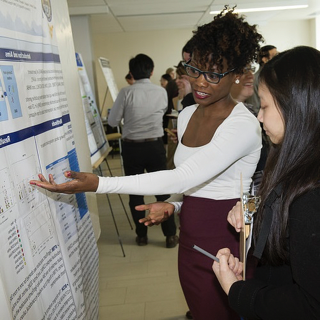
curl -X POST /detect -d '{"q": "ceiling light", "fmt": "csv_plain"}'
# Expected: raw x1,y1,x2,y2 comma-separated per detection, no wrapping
210,3,308,15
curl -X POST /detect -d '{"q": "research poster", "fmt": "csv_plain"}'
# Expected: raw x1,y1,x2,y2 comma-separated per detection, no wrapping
0,1,99,319
76,52,109,166
98,57,119,102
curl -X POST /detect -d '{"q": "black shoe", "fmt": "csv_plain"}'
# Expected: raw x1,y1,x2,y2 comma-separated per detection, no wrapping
185,310,193,319
136,236,148,246
166,235,179,248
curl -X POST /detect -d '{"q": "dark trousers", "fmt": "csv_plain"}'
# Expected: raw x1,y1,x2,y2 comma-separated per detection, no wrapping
122,139,177,238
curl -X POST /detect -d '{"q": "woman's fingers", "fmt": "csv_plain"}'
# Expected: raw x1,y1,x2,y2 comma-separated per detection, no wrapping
217,249,244,277
30,171,99,194
216,248,231,265
139,215,158,227
38,173,49,183
135,204,150,211
227,201,243,232
48,174,57,186
213,248,243,294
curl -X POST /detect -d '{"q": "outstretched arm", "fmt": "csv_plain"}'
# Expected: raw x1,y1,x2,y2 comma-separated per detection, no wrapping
97,106,261,196
30,171,99,194
30,106,261,197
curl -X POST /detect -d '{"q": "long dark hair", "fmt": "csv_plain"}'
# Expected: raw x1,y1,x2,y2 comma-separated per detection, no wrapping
254,46,320,265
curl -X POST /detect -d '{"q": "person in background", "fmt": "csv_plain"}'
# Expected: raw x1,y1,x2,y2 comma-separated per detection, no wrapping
180,40,195,109
162,71,178,146
213,45,320,320
230,65,256,105
29,7,263,319
181,39,192,63
165,67,175,80
160,73,172,88
165,62,189,170
175,61,192,108
258,45,278,65
125,72,135,85
111,54,179,248
231,65,270,194
246,45,278,113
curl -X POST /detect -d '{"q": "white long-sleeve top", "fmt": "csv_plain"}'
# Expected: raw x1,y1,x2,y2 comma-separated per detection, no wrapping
97,103,261,200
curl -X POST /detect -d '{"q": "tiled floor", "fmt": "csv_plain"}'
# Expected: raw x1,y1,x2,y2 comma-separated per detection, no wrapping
96,154,188,320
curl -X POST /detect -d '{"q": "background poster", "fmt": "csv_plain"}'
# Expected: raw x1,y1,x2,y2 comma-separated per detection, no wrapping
76,52,109,166
98,57,119,103
0,0,99,319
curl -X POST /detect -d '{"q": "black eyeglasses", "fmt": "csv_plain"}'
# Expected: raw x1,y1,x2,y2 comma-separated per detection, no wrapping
243,66,256,74
182,62,236,84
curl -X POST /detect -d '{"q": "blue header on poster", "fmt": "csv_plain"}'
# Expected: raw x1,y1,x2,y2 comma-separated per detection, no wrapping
0,48,60,63
75,53,83,67
0,114,71,148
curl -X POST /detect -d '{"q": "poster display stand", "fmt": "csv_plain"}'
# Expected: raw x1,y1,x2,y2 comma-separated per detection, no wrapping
98,57,119,118
98,57,119,103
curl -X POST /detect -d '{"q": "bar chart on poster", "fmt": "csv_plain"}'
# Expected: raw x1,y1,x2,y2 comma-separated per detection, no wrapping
0,1,99,319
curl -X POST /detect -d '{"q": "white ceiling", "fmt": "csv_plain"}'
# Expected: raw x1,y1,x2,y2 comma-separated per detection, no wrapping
67,0,320,33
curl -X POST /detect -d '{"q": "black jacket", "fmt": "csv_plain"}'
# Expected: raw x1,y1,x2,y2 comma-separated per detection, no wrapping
229,188,320,319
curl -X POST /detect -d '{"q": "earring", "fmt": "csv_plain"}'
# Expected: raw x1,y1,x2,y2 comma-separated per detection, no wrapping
235,79,240,84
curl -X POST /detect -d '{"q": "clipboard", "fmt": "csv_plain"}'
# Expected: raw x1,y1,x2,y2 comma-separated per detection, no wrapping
239,173,261,280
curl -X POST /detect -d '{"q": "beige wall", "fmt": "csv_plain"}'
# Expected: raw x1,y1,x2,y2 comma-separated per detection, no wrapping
257,19,313,52
93,28,194,116
91,19,315,116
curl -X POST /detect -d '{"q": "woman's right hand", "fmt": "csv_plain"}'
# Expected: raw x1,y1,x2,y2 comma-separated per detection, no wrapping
29,171,99,194
227,201,243,232
212,248,243,295
136,202,175,226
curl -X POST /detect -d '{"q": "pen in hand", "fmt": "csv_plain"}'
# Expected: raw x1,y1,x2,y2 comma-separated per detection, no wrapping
193,245,219,263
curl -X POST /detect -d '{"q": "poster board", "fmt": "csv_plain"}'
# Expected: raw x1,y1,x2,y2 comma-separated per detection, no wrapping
76,52,109,165
0,0,99,319
98,57,119,102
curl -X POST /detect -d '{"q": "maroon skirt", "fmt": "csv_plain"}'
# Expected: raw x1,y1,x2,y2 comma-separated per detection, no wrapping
178,196,240,320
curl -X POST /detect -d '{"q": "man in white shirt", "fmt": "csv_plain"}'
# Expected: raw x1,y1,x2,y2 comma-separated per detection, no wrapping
108,54,178,248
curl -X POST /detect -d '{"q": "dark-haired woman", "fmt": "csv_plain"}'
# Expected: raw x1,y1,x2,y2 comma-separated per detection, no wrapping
213,46,320,319
31,8,263,319
160,73,172,88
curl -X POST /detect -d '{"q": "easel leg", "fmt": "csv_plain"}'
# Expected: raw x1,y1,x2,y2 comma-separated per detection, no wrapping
97,164,125,257
106,193,126,257
104,158,133,230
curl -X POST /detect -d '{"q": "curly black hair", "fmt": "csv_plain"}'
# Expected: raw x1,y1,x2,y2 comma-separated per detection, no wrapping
190,6,263,73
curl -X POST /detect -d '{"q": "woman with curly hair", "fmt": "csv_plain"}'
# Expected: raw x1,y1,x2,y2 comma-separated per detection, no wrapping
31,7,263,319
